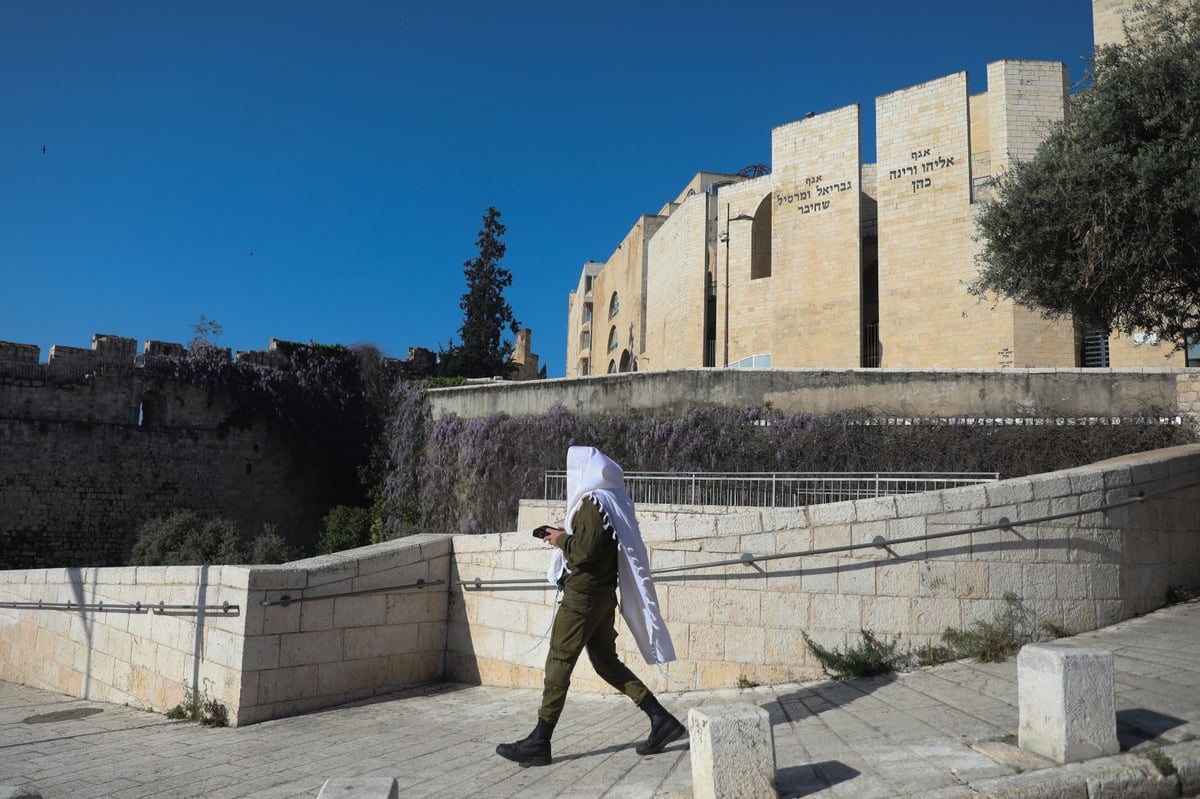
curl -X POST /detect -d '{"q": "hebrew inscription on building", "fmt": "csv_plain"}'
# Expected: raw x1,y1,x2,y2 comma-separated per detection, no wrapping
888,148,958,192
777,174,854,214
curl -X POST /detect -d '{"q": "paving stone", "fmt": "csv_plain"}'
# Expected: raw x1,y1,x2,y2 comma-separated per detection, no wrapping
1,602,1199,798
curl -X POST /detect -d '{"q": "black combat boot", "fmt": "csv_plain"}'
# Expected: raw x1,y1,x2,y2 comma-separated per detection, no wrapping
496,718,555,767
636,695,688,755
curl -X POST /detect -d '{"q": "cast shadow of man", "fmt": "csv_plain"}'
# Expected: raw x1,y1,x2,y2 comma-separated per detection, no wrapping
766,672,894,796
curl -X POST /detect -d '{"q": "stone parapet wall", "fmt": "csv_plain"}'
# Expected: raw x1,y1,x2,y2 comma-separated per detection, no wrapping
236,535,451,719
236,535,451,725
0,535,452,726
0,564,250,719
449,445,1200,693
426,367,1200,423
3,448,1197,724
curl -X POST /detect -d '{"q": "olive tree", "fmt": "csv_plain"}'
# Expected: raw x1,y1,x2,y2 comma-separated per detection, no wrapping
972,0,1200,353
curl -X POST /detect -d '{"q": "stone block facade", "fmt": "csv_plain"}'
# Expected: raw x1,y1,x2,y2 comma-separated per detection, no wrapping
565,0,1189,376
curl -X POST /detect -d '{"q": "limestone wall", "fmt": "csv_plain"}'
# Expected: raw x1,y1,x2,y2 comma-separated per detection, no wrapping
589,215,665,374
982,60,1079,368
768,105,863,367
710,173,772,366
0,564,252,721
1092,0,1178,48
423,367,1200,423
645,193,711,369
236,536,451,725
1094,0,1131,47
0,535,451,726
448,445,1200,692
565,261,604,376
877,71,981,367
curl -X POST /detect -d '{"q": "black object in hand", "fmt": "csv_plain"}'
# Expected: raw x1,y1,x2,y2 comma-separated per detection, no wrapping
532,525,553,540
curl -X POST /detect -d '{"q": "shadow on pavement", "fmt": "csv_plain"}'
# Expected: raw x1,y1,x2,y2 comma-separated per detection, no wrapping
767,672,899,725
775,760,860,796
1117,708,1188,749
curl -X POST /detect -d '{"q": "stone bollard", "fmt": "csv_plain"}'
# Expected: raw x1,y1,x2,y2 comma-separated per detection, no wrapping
688,704,776,799
315,778,399,799
1017,643,1119,763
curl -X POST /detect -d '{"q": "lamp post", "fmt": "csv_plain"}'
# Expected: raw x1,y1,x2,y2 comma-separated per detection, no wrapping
720,204,755,367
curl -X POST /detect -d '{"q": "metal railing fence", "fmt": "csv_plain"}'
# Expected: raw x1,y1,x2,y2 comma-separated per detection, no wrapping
543,471,999,509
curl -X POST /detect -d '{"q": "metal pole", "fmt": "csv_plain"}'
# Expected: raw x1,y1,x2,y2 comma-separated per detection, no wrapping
723,203,730,367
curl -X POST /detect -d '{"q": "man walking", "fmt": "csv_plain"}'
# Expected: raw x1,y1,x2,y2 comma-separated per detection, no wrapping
496,446,687,767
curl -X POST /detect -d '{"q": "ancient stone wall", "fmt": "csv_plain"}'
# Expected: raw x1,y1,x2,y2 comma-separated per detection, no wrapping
0,335,340,569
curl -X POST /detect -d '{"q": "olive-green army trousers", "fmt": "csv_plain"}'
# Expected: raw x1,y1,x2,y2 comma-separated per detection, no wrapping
538,589,650,724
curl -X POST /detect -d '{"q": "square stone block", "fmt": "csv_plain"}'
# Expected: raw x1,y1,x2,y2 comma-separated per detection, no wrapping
689,703,776,799
1018,643,1118,763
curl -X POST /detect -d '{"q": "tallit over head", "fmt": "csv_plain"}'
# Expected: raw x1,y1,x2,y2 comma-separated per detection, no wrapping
548,445,676,665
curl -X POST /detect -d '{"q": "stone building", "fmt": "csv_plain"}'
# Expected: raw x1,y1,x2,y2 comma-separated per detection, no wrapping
566,0,1193,377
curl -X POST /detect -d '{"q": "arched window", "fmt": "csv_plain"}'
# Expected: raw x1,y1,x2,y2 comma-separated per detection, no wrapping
607,360,617,374
608,291,620,319
619,350,632,372
607,326,619,352
751,194,773,279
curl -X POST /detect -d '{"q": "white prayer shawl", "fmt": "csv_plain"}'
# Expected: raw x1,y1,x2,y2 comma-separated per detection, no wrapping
547,446,676,665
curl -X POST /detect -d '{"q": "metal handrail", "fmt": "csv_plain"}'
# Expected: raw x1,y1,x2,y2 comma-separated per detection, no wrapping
456,480,1200,589
259,578,443,607
651,491,1149,575
0,599,239,614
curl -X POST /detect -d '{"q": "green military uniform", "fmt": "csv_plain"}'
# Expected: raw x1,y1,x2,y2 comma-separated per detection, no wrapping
496,445,686,767
538,496,650,724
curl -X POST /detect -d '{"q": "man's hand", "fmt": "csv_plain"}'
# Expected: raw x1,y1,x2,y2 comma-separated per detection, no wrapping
543,526,566,547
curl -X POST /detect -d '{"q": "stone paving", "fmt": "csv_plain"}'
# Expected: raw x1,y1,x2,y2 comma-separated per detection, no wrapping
2,601,1199,798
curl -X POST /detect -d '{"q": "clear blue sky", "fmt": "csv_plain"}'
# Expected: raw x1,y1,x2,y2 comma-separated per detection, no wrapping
3,1,1096,377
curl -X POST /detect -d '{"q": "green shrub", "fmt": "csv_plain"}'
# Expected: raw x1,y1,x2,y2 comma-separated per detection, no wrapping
130,511,294,566
166,679,228,726
130,511,243,566
940,593,1030,663
1144,748,1176,775
248,523,297,564
914,643,958,667
318,505,374,554
1040,620,1070,639
1166,585,1196,605
803,629,906,680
